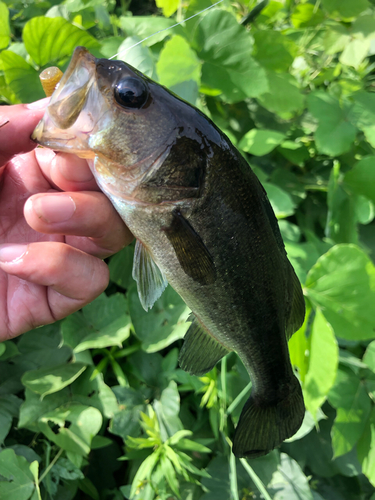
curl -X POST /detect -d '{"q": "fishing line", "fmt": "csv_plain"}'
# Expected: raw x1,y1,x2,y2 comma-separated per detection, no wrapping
109,0,224,60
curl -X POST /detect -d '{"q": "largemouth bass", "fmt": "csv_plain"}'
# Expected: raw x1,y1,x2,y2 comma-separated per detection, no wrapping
32,47,306,458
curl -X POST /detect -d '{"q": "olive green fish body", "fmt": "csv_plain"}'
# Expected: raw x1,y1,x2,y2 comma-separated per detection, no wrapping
33,47,305,458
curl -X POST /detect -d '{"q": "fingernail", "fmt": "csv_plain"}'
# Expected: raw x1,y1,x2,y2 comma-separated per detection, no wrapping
0,244,27,263
32,195,76,223
26,97,50,110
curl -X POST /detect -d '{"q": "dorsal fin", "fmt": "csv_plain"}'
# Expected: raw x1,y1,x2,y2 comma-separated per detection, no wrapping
132,239,168,311
179,315,231,376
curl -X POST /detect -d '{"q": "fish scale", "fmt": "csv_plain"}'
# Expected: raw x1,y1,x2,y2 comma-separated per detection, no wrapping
32,46,306,458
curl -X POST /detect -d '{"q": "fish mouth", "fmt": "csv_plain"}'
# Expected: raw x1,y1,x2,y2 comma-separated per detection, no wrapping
32,47,108,157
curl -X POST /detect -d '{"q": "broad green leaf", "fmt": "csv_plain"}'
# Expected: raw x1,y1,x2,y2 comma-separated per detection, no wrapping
194,9,268,102
303,309,338,418
109,386,147,439
52,458,84,480
363,341,375,372
307,92,357,156
38,404,102,456
285,409,325,442
157,35,201,89
291,3,325,28
160,455,180,497
305,245,375,340
21,363,87,399
263,182,295,218
23,17,99,67
116,36,156,79
119,16,181,46
109,245,135,290
322,0,370,19
154,381,183,441
358,407,375,487
289,309,309,383
0,2,10,49
257,71,304,119
0,50,41,103
128,284,190,352
253,31,297,71
328,367,372,457
155,0,179,18
238,129,286,156
0,395,23,443
0,449,36,500
344,156,375,204
340,38,371,68
130,450,161,498
62,294,131,353
268,453,313,500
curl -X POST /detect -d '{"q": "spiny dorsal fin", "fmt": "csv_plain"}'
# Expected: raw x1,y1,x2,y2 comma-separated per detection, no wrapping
179,315,231,376
286,267,305,339
162,209,216,286
132,239,168,311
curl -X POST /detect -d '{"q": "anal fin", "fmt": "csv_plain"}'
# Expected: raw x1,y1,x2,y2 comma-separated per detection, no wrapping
179,315,231,376
132,239,168,311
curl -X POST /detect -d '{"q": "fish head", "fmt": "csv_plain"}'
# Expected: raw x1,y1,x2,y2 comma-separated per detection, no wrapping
32,47,223,202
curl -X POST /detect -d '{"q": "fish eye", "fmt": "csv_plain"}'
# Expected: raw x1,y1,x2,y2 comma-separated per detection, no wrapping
114,77,149,109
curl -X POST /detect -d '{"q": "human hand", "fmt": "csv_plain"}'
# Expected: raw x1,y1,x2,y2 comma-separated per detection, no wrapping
0,100,133,341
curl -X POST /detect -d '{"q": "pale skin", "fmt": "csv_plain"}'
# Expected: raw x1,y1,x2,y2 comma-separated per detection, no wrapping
0,99,133,340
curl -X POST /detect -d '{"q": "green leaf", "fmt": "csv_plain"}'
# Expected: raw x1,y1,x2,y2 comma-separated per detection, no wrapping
0,395,22,444
322,0,370,19
38,404,102,456
62,293,131,353
155,0,179,18
109,386,147,439
344,156,375,204
305,244,375,340
23,16,99,67
116,37,156,79
0,50,41,103
268,453,313,500
0,449,36,500
160,455,180,497
119,16,181,46
291,3,325,28
238,129,286,156
109,245,135,290
157,35,201,89
130,450,161,498
257,71,304,119
128,284,190,352
263,182,296,218
363,341,375,372
328,367,372,457
358,407,375,487
304,309,338,418
340,38,371,68
154,381,183,440
194,9,268,102
307,92,357,156
0,2,10,50
253,31,297,71
21,363,87,399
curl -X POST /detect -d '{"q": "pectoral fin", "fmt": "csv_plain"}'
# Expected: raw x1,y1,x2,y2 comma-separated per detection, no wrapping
179,315,231,376
163,209,216,285
132,239,168,311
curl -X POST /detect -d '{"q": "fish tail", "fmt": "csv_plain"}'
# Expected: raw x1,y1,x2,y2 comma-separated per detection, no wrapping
232,376,304,458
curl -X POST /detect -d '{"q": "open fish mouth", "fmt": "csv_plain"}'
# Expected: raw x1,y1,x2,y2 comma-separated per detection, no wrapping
32,47,110,158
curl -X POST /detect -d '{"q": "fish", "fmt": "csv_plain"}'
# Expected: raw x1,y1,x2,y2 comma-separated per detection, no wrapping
32,46,306,458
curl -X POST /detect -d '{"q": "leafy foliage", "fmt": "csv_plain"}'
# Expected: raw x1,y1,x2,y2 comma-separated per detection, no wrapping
1,0,375,499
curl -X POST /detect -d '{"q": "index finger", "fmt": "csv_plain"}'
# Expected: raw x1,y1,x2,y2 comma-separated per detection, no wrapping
0,99,49,167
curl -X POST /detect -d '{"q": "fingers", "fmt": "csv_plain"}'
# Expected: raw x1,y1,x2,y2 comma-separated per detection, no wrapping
0,99,49,167
24,191,133,258
0,242,110,330
35,148,99,192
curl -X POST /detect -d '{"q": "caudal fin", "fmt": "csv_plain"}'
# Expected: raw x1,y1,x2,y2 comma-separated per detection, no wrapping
232,377,305,458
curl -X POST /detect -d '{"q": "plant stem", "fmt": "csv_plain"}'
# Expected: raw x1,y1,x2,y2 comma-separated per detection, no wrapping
240,459,273,500
39,448,63,485
227,382,252,415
